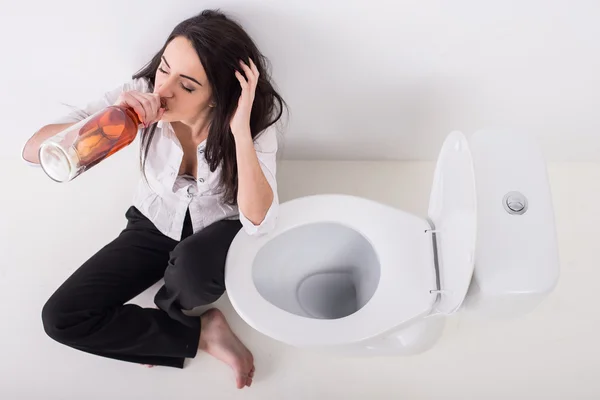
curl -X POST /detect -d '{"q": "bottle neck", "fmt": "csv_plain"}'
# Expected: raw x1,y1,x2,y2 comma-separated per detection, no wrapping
117,105,142,126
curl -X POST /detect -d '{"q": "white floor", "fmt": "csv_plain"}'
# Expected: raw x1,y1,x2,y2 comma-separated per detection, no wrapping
3,160,600,399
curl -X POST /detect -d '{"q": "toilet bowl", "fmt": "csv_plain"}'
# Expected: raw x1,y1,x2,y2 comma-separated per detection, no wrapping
224,130,559,355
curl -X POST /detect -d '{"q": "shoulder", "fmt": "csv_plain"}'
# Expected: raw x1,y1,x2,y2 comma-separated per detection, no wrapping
122,77,152,94
48,77,153,125
94,77,152,105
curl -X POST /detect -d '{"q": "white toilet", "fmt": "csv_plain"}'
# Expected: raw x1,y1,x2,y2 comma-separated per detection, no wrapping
224,130,560,356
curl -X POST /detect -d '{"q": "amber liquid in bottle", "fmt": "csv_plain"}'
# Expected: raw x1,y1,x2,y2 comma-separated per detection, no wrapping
39,100,164,182
73,106,141,170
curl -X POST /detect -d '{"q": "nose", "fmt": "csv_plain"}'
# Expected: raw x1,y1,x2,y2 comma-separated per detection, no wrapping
156,85,173,100
156,76,176,99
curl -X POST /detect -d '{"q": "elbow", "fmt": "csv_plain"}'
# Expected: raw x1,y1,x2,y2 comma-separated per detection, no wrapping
238,189,277,234
22,137,41,164
241,206,269,227
247,213,267,226
239,189,274,226
22,124,54,165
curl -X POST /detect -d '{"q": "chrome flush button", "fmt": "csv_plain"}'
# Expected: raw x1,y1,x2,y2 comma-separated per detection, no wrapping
503,191,528,215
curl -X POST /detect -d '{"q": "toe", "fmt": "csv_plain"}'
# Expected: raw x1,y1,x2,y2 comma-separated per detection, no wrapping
236,375,246,389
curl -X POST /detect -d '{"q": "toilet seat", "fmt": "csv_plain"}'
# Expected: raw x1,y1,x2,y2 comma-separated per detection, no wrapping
225,195,438,347
427,131,477,314
225,131,477,347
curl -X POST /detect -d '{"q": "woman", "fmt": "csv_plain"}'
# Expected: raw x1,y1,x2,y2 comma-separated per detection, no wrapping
21,9,286,389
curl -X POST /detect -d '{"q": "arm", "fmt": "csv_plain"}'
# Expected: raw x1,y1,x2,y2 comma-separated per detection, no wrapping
230,58,279,234
235,126,279,235
235,132,274,225
20,78,151,166
22,123,76,164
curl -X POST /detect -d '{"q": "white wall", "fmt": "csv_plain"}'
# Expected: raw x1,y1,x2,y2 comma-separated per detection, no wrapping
2,0,600,163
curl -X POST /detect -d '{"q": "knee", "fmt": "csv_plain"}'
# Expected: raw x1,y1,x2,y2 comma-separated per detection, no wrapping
166,241,226,306
41,294,81,345
41,296,67,343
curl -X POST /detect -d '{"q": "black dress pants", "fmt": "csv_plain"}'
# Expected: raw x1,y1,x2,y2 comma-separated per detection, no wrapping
41,206,243,368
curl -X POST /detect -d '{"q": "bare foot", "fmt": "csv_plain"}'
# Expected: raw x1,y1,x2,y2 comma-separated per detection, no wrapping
199,308,255,389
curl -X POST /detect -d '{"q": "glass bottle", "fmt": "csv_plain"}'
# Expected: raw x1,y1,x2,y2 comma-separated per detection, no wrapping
39,105,143,182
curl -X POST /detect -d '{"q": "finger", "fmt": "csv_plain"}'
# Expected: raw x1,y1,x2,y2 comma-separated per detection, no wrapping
149,107,165,126
249,58,260,79
239,60,255,85
149,93,161,119
156,107,165,122
141,93,161,125
148,104,165,126
120,92,146,125
235,70,249,90
130,92,158,123
130,92,159,125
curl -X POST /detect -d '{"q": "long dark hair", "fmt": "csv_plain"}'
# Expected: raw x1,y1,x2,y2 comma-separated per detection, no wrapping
132,9,286,205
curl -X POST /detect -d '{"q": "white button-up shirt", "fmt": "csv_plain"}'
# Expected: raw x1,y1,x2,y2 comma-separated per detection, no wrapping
23,78,279,241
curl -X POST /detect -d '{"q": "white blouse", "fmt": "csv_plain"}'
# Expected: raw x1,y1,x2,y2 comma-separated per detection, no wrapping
22,78,279,241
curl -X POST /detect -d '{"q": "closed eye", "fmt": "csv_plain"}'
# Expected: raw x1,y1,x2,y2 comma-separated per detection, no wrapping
158,67,195,93
180,83,194,93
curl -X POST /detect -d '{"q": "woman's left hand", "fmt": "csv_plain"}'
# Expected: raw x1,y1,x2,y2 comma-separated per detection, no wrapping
230,58,259,139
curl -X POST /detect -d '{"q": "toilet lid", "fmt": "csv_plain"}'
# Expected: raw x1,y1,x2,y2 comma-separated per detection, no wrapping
427,131,477,314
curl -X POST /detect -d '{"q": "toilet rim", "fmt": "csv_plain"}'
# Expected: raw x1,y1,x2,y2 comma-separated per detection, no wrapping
225,194,437,347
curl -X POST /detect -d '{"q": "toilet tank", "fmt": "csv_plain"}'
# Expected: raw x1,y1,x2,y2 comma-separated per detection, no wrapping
462,130,560,317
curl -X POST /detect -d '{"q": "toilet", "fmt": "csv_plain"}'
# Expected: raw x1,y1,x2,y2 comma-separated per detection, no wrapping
224,130,560,356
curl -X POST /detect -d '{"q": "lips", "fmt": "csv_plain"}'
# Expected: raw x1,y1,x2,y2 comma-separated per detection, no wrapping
160,98,169,111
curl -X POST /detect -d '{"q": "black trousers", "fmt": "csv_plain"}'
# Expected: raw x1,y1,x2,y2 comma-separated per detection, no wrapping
41,206,243,368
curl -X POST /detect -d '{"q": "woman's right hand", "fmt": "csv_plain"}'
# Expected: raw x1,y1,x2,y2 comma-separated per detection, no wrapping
113,91,165,127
